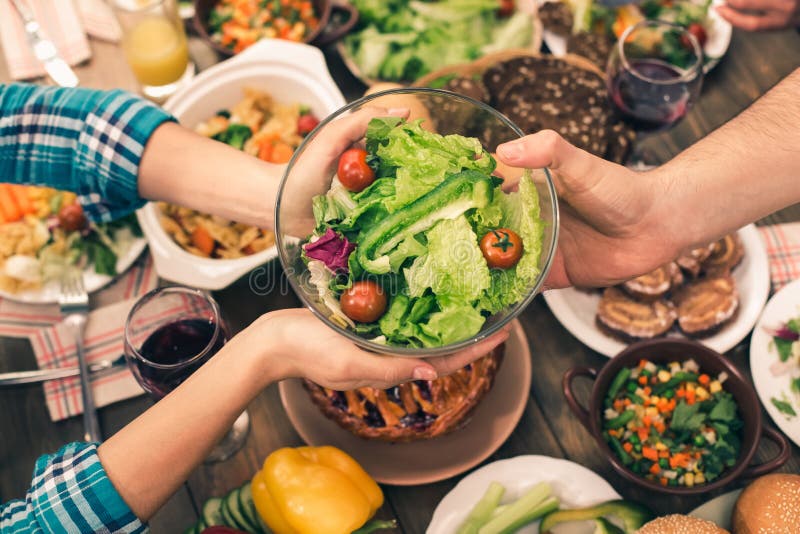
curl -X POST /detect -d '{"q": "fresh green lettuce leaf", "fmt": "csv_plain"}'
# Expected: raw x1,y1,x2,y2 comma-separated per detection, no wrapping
419,296,485,345
405,215,490,301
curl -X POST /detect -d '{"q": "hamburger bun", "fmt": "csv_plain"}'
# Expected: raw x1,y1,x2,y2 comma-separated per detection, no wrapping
732,473,800,533
637,514,729,534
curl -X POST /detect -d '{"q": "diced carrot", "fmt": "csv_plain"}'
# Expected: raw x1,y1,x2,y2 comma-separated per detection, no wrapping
698,374,710,386
649,463,661,475
659,477,668,486
613,399,624,412
623,441,633,453
638,359,647,369
654,421,666,434
191,225,215,256
638,375,648,385
642,415,652,427
642,446,659,462
258,141,273,162
9,185,34,215
676,387,686,398
686,389,696,405
643,386,652,396
659,450,669,458
0,184,22,222
269,142,294,164
623,398,631,406
637,427,649,442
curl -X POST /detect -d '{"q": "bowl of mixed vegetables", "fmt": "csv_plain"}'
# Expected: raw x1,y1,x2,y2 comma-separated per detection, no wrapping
275,88,558,355
194,0,358,56
563,338,791,495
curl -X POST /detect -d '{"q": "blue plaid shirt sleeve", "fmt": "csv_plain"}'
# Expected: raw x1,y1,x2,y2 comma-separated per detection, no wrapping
0,442,146,533
0,83,174,222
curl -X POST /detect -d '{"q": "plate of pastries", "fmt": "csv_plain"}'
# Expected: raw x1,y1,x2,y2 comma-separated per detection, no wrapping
279,320,532,485
543,225,770,357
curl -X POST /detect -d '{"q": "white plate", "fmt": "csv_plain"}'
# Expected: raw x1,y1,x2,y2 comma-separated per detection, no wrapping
689,489,741,530
427,455,621,534
750,277,800,448
543,224,770,357
0,238,147,304
138,39,346,290
539,0,732,72
279,320,531,486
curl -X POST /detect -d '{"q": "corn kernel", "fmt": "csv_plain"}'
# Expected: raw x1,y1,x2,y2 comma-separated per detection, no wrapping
646,407,659,417
709,381,722,393
658,370,671,383
695,387,709,400
685,473,695,487
655,442,668,451
686,382,696,392
695,473,706,484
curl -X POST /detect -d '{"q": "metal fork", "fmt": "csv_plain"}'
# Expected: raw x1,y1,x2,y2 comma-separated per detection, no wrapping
59,268,101,442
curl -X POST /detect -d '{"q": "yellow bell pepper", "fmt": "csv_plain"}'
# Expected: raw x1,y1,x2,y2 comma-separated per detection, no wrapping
612,5,645,39
251,446,384,534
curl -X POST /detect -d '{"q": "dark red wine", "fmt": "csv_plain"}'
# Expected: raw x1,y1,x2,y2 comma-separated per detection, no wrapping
133,318,225,399
609,59,692,132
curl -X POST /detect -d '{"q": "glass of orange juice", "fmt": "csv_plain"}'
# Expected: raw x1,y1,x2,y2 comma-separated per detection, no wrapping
113,0,194,101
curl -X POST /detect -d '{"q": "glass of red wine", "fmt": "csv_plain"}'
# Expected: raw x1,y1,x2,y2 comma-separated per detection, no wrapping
123,286,249,462
606,19,704,165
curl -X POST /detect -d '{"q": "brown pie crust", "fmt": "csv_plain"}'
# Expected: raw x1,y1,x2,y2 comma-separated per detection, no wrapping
303,345,504,442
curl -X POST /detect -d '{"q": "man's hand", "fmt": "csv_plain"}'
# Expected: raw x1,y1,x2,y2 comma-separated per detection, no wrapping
496,130,682,289
716,0,800,30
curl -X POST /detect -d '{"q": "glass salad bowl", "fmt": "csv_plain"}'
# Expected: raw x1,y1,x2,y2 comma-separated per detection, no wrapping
275,88,559,356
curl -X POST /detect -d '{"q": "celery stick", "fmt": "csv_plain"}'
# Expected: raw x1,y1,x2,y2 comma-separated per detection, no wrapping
477,482,555,534
352,519,398,533
456,482,506,534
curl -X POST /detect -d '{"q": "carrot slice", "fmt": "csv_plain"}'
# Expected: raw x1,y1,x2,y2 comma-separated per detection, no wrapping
0,184,22,222
269,142,294,164
191,225,215,256
9,185,34,215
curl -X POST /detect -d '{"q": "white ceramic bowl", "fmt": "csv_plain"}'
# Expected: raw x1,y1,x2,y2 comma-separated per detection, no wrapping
137,39,346,290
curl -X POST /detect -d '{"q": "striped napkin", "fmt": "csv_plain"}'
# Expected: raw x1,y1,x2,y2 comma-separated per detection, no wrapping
32,286,205,421
758,222,800,293
0,0,121,82
0,253,159,421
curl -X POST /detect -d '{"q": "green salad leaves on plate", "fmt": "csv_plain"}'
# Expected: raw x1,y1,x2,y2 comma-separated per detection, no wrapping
302,117,545,348
343,0,534,81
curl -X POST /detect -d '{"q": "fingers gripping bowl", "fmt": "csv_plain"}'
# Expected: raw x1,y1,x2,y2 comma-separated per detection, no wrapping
275,89,559,356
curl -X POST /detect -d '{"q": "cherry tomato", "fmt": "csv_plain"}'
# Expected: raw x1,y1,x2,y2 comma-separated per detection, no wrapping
297,113,320,135
681,23,707,49
480,228,524,269
340,281,387,323
337,148,375,193
498,0,515,17
58,203,87,232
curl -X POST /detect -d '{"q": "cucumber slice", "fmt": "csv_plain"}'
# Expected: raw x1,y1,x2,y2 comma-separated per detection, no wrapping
196,517,207,532
238,482,259,528
202,497,224,528
182,524,199,534
226,487,254,532
219,496,237,529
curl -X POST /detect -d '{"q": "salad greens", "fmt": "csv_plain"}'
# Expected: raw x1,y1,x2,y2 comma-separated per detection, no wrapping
767,313,800,419
304,117,545,348
343,0,534,81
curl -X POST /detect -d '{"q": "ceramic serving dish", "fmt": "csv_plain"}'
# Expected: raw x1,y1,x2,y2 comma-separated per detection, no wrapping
137,39,346,289
563,338,790,495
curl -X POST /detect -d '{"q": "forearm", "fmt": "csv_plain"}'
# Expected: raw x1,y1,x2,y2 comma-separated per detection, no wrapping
97,320,287,521
138,122,280,229
0,83,172,221
655,68,800,248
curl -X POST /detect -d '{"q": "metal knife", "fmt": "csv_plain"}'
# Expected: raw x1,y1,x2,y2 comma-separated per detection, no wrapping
10,0,79,87
0,355,126,386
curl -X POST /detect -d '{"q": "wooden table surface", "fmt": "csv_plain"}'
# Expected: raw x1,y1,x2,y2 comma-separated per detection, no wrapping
1,19,799,534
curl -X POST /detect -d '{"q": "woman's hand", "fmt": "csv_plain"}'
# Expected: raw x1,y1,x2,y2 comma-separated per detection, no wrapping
716,0,800,30
496,131,682,289
241,308,511,391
